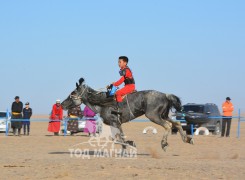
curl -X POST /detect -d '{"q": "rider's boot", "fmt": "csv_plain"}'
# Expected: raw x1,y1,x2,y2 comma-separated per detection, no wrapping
111,102,123,116
117,102,124,114
117,102,123,109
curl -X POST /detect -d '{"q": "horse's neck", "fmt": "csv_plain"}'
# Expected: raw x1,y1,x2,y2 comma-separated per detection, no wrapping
84,101,100,114
86,86,98,94
93,105,102,114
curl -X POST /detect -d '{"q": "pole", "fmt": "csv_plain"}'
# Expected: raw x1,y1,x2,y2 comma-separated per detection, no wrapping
237,109,241,139
64,119,67,136
191,124,194,137
5,109,9,136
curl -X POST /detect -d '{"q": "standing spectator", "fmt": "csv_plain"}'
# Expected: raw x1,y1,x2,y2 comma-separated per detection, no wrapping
48,100,63,136
23,102,32,136
222,97,234,137
11,96,23,136
84,106,97,137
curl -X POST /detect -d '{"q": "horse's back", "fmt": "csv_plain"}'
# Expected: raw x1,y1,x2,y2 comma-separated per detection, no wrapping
127,90,165,100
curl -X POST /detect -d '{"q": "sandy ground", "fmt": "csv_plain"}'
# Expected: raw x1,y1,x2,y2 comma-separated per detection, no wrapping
0,119,245,180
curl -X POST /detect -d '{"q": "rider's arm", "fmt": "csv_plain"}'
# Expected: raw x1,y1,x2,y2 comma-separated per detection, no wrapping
113,76,125,86
113,68,132,86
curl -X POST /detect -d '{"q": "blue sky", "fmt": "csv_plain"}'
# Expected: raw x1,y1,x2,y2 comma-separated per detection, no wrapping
0,0,244,114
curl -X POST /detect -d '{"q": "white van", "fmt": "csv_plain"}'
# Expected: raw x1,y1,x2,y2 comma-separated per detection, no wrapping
0,111,11,132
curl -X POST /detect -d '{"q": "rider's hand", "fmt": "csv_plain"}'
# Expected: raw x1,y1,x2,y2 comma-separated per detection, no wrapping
107,84,113,89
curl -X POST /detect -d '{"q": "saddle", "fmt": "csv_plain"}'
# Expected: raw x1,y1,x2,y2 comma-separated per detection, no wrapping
121,90,137,100
107,90,137,106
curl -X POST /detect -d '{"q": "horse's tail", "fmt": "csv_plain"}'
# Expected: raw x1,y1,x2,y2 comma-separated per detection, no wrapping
166,94,182,112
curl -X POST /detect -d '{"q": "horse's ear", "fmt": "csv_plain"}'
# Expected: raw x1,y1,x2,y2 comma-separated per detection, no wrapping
76,82,79,90
79,78,85,85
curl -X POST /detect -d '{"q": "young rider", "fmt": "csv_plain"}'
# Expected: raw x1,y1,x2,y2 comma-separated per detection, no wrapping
111,56,136,109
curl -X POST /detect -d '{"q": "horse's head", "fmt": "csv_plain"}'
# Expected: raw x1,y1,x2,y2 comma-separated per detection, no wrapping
61,78,86,110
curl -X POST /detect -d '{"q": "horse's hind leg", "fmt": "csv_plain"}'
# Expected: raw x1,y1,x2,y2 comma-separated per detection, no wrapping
146,114,172,151
166,118,194,144
161,123,172,151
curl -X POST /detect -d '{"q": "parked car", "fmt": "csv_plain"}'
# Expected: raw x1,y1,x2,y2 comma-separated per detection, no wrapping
61,115,103,135
0,111,11,132
171,103,222,135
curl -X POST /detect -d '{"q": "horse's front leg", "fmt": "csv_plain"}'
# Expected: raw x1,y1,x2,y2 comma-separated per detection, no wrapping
115,126,127,150
109,122,127,156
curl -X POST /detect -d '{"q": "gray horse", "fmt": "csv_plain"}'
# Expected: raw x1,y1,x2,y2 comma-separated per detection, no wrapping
61,78,194,151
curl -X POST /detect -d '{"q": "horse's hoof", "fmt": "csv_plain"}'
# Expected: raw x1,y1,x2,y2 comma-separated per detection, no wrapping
190,138,194,145
163,146,168,152
126,141,136,148
184,136,193,144
161,142,169,152
114,140,120,144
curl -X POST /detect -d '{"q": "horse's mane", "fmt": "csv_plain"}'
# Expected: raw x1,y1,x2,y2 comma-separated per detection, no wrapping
78,78,115,106
86,85,114,106
78,78,98,95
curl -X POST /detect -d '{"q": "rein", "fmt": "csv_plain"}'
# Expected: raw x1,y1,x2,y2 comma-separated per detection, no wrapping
70,85,99,114
95,87,107,94
70,85,88,100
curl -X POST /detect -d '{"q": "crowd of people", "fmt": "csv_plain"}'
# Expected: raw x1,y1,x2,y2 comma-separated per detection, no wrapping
9,96,98,137
47,100,97,136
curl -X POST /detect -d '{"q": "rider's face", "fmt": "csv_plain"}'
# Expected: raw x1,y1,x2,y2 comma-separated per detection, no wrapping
118,59,127,69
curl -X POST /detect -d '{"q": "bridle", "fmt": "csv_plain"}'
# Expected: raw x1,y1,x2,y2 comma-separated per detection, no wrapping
68,85,100,114
70,85,88,101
